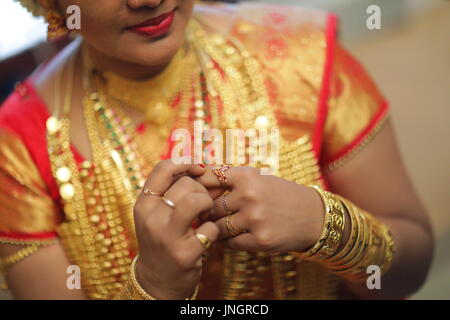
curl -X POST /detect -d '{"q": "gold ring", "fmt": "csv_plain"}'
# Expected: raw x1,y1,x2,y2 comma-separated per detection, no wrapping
213,165,232,189
225,214,246,237
221,194,233,215
161,196,175,209
195,233,211,249
143,188,162,196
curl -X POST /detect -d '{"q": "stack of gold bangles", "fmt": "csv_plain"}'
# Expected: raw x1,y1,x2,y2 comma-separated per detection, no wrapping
296,185,395,282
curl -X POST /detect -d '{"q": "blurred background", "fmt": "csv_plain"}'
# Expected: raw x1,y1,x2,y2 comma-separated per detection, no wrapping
0,0,449,299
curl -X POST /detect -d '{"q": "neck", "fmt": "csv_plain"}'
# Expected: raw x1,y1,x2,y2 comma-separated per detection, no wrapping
85,44,172,81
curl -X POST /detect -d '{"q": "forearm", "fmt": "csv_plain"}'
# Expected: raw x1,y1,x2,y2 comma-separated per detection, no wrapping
296,187,432,299
344,215,433,299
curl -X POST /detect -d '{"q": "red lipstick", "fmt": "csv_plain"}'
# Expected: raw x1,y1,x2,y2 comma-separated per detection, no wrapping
128,10,175,39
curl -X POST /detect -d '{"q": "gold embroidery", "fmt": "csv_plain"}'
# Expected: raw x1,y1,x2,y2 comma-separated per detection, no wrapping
323,43,388,166
0,128,62,236
327,115,388,171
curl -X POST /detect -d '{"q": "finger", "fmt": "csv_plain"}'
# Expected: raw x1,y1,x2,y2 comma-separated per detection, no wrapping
195,166,260,190
137,175,204,223
164,176,208,203
186,221,219,259
207,187,226,200
170,193,214,235
214,212,249,240
209,191,241,221
143,161,206,196
223,233,259,252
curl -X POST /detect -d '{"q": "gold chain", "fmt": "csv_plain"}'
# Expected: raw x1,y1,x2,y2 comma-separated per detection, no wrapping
45,18,339,300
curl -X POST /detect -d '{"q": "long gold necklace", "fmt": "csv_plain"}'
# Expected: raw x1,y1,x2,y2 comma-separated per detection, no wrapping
46,31,209,299
189,19,335,300
46,19,336,300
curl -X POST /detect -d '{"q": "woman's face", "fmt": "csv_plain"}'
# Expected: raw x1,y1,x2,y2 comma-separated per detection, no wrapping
57,0,195,69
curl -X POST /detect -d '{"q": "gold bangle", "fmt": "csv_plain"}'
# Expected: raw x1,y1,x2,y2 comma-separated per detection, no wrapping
297,186,332,258
299,186,346,261
325,199,357,264
322,197,395,282
127,255,199,300
327,206,368,270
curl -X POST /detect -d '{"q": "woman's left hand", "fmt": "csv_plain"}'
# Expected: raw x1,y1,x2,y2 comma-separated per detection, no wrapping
195,166,326,253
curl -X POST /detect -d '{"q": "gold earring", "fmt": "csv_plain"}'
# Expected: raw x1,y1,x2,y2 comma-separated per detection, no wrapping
39,0,68,40
46,10,68,40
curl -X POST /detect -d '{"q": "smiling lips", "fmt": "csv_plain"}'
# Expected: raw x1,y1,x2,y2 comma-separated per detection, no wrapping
128,10,175,39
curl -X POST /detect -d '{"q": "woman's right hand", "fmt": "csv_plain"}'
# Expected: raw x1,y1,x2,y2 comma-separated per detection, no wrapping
133,160,218,300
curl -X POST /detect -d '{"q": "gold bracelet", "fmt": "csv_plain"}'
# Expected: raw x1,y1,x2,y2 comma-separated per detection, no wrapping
325,198,358,264
328,208,369,270
126,255,199,300
298,186,346,261
0,244,42,274
323,198,395,282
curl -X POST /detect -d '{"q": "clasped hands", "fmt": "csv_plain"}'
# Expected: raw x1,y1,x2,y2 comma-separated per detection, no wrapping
132,160,326,299
139,160,325,254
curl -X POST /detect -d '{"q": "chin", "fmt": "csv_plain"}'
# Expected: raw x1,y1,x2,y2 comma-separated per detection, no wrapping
124,27,185,67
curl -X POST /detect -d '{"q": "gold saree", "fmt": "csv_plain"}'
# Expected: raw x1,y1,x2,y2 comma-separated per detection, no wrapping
0,3,388,299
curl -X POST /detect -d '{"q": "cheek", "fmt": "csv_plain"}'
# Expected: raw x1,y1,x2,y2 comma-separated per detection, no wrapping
77,4,125,49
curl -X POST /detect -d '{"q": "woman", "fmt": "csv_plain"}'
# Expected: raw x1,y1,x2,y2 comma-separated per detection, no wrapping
0,0,433,300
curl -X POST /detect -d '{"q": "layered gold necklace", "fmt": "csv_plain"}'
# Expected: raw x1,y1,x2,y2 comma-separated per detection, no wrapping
46,19,337,300
100,47,186,135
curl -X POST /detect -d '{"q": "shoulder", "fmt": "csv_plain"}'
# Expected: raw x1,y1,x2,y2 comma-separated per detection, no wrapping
0,37,81,154
193,2,338,96
0,82,59,200
0,82,49,140
193,2,337,47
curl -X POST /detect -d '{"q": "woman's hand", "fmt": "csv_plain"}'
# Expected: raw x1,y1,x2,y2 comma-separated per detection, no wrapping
196,166,326,254
133,160,219,300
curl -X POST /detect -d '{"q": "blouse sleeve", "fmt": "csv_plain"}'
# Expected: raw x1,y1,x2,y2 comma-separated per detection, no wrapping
0,127,61,244
321,42,389,170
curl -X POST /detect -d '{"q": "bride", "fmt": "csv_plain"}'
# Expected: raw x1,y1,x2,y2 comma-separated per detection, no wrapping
0,0,433,300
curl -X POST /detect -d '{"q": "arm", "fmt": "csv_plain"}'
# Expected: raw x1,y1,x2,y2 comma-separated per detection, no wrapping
324,119,434,299
194,120,433,299
0,243,88,299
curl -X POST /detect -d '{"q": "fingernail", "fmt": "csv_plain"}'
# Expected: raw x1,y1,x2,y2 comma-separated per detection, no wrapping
199,164,206,168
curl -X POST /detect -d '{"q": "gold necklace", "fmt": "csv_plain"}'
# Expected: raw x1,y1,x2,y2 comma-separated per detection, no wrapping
46,19,337,300
46,31,207,299
189,18,335,300
100,47,187,127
